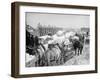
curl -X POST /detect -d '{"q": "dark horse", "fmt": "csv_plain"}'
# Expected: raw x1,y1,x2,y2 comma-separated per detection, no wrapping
70,34,84,56
72,40,83,55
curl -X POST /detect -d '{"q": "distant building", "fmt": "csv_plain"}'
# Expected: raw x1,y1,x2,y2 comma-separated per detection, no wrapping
37,23,62,36
38,27,62,36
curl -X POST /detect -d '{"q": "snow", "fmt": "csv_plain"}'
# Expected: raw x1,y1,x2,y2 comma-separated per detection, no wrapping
26,53,36,63
39,35,49,40
56,30,64,36
65,31,75,38
63,44,90,66
72,36,79,40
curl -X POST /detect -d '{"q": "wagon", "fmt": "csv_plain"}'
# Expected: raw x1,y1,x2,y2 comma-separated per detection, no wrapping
61,42,75,63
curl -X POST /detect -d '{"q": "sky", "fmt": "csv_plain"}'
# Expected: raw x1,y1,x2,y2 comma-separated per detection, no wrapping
26,12,90,29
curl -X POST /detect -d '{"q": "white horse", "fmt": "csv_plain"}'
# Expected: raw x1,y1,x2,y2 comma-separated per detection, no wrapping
45,44,61,66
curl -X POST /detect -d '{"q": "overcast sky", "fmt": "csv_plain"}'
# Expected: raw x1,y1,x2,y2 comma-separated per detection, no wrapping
26,12,90,29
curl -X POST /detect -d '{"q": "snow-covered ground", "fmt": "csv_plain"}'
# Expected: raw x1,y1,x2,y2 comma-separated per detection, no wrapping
26,53,36,63
63,44,90,66
25,53,37,67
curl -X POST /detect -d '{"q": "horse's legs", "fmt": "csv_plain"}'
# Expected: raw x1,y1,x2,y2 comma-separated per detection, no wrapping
46,57,49,66
35,61,37,67
78,48,80,56
56,56,59,65
80,46,83,55
34,52,38,67
37,55,41,66
41,55,45,66
60,54,64,64
59,56,61,65
75,49,77,55
47,58,51,66
35,56,39,67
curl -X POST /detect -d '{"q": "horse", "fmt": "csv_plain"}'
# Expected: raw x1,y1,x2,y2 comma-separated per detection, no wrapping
44,43,61,66
26,36,47,67
34,43,46,67
70,35,84,56
73,40,83,55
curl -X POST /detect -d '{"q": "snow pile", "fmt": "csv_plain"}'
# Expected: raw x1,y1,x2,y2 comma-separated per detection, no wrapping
26,53,36,63
65,31,75,38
